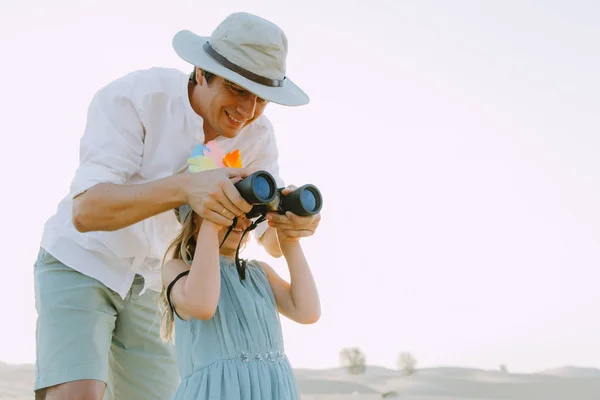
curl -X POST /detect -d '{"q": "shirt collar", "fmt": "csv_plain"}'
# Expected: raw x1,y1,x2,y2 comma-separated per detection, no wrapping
181,73,205,143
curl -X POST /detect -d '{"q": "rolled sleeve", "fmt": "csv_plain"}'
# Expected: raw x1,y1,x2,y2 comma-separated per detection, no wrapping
70,82,144,198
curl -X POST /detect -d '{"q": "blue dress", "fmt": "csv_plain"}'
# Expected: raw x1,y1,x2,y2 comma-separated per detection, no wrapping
170,255,300,399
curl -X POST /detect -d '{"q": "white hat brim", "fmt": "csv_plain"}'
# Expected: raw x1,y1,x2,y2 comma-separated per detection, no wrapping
172,30,310,107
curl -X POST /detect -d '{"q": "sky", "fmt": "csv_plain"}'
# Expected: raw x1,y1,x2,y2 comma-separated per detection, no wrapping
0,0,599,373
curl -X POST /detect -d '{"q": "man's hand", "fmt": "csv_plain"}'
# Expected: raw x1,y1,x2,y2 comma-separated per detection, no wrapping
184,168,253,226
265,186,321,243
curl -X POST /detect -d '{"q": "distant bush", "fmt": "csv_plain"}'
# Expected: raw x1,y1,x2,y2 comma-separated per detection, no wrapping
397,352,417,375
339,347,367,375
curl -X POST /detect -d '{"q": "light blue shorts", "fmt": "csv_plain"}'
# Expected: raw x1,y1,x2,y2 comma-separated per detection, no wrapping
33,247,180,399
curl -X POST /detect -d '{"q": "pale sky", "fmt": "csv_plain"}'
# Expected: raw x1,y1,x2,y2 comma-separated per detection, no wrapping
0,0,599,373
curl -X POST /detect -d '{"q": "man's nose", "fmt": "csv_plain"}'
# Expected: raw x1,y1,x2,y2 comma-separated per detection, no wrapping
237,95,257,119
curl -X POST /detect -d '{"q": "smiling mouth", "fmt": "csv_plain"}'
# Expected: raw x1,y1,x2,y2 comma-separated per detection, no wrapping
225,110,243,124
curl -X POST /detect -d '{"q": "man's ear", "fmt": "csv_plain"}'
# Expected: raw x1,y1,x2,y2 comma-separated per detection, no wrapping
195,68,204,85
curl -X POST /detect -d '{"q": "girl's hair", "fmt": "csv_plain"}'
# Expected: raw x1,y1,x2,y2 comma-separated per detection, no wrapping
158,209,251,343
158,210,197,343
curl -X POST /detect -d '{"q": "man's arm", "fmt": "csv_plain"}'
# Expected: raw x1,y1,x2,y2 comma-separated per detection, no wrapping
72,174,186,232
70,80,251,233
73,168,251,232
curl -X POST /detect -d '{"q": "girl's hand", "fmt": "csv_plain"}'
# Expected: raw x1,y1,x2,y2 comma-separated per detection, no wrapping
266,186,321,243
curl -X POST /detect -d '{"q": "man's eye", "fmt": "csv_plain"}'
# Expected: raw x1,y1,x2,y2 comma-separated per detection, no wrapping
229,86,246,94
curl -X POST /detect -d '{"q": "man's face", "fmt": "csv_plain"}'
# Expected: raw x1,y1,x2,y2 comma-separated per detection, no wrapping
195,73,269,141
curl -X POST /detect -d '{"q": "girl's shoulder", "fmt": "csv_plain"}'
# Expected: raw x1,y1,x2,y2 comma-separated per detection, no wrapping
247,259,281,283
245,258,262,267
238,259,271,281
245,258,270,272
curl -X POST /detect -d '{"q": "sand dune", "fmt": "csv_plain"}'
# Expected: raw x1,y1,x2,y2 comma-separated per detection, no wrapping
540,366,600,378
2,362,600,399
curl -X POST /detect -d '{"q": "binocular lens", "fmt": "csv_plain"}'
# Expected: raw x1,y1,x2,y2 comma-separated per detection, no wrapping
234,170,277,205
301,188,318,212
279,184,322,216
236,170,322,218
254,175,273,202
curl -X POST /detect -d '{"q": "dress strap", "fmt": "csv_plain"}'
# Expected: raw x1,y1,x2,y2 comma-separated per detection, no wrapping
167,270,190,312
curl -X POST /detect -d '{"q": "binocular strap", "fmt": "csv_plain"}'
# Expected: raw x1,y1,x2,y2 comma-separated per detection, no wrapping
219,213,268,280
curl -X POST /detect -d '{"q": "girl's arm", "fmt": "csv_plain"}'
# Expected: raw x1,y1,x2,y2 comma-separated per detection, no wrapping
162,220,222,320
261,241,321,324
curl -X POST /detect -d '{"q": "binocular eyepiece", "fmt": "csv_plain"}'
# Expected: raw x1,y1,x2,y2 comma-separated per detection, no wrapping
234,170,323,219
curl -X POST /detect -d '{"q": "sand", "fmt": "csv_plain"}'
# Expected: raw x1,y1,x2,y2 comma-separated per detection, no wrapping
2,362,600,399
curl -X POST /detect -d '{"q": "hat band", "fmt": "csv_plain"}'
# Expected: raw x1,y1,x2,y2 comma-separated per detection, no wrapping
203,42,285,88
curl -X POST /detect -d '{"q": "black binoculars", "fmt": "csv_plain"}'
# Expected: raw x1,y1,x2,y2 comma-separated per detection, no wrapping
234,170,323,219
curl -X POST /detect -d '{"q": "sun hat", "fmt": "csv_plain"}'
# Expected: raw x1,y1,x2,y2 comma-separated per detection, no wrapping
172,12,309,106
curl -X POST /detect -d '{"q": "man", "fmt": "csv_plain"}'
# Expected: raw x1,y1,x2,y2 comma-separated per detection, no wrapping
34,12,321,400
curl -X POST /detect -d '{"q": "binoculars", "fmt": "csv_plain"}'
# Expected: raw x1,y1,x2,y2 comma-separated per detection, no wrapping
234,170,323,219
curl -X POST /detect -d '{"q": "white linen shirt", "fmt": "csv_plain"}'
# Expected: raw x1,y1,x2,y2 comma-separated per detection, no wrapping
40,67,284,299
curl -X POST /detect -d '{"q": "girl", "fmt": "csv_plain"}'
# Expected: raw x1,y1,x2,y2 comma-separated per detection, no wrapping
160,198,321,399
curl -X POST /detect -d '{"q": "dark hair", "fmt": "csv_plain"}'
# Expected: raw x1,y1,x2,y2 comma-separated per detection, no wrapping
189,68,216,85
